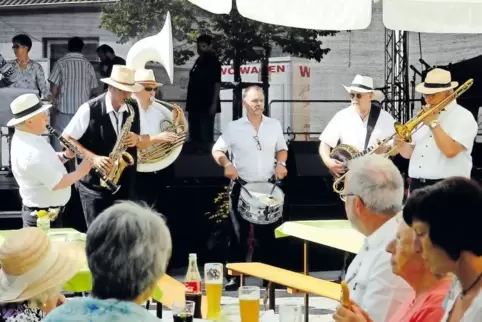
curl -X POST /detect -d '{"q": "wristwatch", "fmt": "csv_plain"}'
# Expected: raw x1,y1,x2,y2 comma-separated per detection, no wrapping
429,120,440,130
277,161,287,167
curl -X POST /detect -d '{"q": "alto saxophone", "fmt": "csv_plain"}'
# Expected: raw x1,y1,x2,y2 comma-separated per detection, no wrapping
100,98,136,189
46,125,120,194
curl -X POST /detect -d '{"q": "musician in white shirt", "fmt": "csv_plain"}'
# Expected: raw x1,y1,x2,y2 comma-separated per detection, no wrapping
319,75,395,175
212,85,288,290
8,93,91,227
338,154,413,322
395,68,478,193
133,69,179,209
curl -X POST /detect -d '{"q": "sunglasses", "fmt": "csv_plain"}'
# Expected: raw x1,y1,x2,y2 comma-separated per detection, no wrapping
350,93,364,99
144,87,156,92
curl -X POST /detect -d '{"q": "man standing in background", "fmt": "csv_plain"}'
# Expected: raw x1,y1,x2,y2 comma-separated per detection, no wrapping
186,35,221,150
49,37,98,152
97,44,126,90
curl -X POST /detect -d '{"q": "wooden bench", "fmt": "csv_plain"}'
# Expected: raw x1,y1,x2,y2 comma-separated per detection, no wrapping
227,262,341,322
151,274,208,318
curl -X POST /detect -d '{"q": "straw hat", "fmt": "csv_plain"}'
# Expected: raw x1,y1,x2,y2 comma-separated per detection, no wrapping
7,93,52,127
0,228,84,303
134,69,162,88
416,68,458,95
101,65,143,93
343,75,375,93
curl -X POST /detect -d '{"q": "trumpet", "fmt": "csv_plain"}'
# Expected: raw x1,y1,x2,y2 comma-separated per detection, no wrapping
333,78,474,200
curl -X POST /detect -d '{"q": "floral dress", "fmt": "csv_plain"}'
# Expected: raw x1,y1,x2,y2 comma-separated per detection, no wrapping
0,302,44,322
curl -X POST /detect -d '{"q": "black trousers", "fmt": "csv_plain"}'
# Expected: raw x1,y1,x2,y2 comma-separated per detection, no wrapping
225,180,282,277
78,183,129,228
22,205,64,228
188,111,215,144
135,171,163,211
408,178,443,194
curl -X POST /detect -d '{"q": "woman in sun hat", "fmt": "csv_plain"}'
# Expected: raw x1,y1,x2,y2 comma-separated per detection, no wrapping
0,227,83,321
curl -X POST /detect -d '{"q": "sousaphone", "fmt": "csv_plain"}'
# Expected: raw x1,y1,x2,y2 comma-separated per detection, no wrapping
126,12,188,173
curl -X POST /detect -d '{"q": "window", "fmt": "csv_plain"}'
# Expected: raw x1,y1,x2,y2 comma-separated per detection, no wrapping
42,37,99,71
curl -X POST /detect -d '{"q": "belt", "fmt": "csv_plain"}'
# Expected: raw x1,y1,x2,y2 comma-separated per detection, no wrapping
410,178,443,185
22,205,63,211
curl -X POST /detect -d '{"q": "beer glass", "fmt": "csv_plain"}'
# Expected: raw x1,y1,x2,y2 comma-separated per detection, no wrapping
279,304,303,322
239,286,260,322
204,263,223,319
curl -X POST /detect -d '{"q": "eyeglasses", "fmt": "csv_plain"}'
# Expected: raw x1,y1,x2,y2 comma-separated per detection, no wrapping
144,87,156,92
350,93,363,99
253,135,261,151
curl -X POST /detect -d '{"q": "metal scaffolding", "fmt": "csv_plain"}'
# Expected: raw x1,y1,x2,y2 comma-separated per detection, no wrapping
384,29,411,123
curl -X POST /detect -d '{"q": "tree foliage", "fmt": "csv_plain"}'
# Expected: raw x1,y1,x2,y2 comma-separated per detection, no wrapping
101,0,338,66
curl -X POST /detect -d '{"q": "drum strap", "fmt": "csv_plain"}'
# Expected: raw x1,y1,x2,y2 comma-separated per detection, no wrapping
364,102,381,150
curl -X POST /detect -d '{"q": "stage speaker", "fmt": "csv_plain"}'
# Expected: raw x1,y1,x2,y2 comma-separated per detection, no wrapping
287,141,330,177
174,143,224,178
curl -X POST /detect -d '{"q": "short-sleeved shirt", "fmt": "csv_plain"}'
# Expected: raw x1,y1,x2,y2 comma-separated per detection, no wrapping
212,116,288,182
11,130,70,207
388,278,453,322
48,52,98,115
138,100,168,135
408,101,477,179
319,105,396,152
186,52,221,114
7,59,49,99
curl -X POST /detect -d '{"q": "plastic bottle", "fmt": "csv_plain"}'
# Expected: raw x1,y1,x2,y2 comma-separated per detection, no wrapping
36,210,50,235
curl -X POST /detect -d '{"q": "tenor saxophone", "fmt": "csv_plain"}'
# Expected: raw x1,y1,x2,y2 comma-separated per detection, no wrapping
100,98,136,189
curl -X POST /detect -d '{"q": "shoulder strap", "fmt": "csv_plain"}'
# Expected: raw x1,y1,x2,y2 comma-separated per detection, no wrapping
364,102,381,150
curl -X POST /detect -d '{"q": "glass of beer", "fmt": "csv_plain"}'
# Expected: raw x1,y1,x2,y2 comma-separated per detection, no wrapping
204,263,223,319
239,286,260,322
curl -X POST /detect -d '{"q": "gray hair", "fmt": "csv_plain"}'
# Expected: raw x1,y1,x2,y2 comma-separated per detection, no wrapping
346,154,404,215
242,85,264,100
86,201,172,301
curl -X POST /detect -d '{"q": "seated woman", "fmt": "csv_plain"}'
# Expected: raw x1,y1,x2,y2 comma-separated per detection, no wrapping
0,228,83,321
44,201,172,321
333,216,453,322
404,177,482,321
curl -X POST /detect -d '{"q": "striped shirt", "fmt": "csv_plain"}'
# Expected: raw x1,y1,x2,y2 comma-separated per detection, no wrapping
7,59,49,99
48,52,98,115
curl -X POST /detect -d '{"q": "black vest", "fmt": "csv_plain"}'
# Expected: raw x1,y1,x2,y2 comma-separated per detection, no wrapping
77,93,140,198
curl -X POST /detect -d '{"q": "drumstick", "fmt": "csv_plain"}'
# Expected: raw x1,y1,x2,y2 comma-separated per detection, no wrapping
340,281,352,309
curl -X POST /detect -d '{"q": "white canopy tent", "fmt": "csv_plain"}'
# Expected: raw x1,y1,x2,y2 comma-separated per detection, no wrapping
188,0,482,33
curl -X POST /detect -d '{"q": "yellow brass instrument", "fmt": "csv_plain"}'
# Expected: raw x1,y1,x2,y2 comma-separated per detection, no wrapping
100,98,136,189
332,78,473,200
125,11,188,172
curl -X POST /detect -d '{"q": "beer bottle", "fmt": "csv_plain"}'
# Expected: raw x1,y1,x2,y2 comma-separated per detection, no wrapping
184,253,202,318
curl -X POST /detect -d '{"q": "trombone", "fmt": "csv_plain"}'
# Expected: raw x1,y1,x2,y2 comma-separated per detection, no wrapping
333,78,474,201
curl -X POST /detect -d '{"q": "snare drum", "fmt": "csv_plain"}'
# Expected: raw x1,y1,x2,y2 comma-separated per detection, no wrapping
237,182,284,225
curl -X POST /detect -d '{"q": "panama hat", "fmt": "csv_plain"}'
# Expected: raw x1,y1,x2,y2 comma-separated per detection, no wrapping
416,68,458,95
134,69,163,88
101,65,143,93
0,228,84,303
343,75,375,93
7,93,52,127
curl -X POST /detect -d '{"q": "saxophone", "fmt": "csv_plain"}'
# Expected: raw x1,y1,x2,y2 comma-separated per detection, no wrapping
100,98,136,189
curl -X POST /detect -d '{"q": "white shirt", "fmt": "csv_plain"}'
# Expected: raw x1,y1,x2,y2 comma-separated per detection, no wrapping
11,130,70,207
442,280,482,321
345,216,413,322
319,105,396,151
138,100,169,135
409,101,477,179
63,93,128,139
212,116,288,182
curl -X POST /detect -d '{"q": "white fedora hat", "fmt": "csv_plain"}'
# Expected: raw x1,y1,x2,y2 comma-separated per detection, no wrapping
134,69,162,88
7,93,52,127
101,65,143,93
0,228,83,303
416,68,459,95
343,75,375,93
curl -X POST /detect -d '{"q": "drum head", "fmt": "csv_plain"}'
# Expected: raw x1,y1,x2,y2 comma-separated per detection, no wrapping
238,182,284,225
